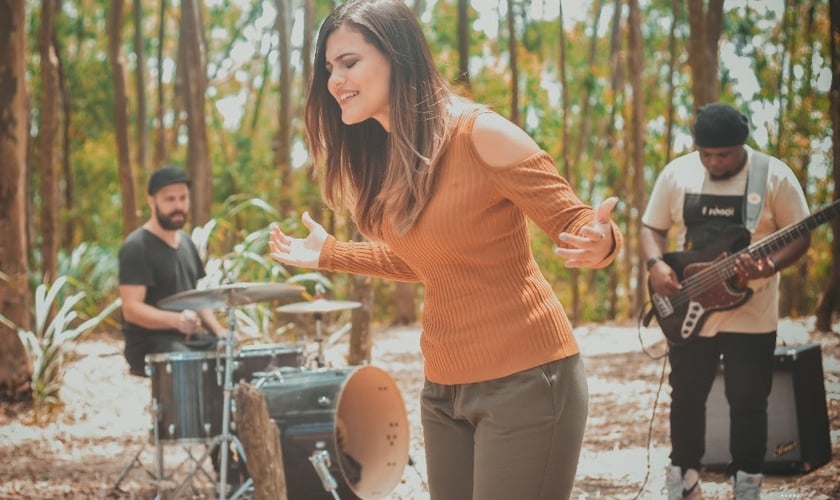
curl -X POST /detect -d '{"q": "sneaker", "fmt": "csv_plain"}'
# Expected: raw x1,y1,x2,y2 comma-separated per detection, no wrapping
733,470,762,500
666,465,703,499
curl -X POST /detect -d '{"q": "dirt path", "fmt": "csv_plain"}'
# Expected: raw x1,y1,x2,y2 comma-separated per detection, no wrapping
1,317,838,499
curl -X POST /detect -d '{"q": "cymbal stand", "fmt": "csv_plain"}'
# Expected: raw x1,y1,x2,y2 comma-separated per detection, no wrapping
217,303,243,499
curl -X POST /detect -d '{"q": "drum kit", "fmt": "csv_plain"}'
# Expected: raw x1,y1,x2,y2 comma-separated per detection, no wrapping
128,282,409,500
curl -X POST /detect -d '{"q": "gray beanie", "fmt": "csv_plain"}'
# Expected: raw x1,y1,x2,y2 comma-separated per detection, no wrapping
693,103,750,147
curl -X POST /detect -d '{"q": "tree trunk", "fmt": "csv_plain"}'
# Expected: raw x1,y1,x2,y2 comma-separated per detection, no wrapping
153,0,168,168
506,0,519,126
348,222,373,366
816,0,840,332
628,0,646,316
38,0,59,284
234,382,287,500
0,0,33,401
391,282,417,326
686,0,724,106
454,0,471,92
276,0,293,217
664,0,681,163
108,0,141,236
133,0,148,173
56,28,73,251
180,0,212,225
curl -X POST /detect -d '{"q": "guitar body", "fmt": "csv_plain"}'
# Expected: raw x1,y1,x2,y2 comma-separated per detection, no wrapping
649,226,753,345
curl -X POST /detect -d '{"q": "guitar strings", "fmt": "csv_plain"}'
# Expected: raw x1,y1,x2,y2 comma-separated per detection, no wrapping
664,219,820,309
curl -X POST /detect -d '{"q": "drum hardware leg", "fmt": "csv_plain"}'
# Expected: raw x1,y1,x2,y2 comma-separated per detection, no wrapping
170,436,221,499
111,398,168,497
314,312,326,367
152,398,165,484
310,448,342,500
228,478,254,500
111,442,146,492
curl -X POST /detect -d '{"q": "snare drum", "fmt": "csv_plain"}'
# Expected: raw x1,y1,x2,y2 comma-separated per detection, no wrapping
145,343,305,443
255,365,409,499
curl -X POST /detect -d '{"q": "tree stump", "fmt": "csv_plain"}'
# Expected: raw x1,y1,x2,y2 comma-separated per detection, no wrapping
233,382,287,500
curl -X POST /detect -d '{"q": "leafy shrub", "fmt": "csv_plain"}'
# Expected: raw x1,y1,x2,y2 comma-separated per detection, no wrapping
17,276,121,423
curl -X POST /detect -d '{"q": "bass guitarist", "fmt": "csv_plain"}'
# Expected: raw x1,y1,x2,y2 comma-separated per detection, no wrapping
639,102,810,500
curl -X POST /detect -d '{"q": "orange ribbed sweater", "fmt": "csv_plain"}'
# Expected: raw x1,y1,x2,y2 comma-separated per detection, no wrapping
319,109,622,384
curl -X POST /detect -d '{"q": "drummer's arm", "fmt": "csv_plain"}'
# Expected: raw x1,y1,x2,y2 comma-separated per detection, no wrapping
119,284,201,336
196,309,229,339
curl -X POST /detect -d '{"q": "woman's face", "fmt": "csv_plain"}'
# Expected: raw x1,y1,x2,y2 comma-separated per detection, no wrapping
325,25,392,131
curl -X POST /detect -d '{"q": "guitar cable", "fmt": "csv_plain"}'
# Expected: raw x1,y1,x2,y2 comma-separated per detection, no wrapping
629,302,670,500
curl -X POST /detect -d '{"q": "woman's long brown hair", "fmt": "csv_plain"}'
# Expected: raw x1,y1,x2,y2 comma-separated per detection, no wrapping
305,0,455,238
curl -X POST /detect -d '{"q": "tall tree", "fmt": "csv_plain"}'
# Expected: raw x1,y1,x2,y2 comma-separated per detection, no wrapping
55,22,72,251
133,0,148,173
180,0,212,225
686,0,724,106
454,0,471,91
664,0,681,163
276,0,293,216
153,0,168,168
506,0,520,125
0,0,33,401
108,0,141,236
816,0,840,331
39,0,60,284
627,0,646,314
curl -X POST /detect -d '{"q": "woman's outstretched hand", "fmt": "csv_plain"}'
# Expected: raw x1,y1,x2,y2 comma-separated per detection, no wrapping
554,196,620,268
269,211,329,269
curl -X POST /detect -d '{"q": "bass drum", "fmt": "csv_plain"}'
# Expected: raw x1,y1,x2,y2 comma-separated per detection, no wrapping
256,366,409,499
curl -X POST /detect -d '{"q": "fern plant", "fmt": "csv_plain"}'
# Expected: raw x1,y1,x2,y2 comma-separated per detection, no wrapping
17,276,121,422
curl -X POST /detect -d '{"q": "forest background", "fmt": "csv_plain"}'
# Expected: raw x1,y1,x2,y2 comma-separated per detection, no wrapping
1,0,839,415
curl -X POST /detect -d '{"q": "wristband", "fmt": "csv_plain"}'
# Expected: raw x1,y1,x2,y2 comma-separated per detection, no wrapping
646,256,664,271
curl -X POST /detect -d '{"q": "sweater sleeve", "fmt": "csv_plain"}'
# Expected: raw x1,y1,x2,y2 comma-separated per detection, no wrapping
318,235,421,282
486,151,623,269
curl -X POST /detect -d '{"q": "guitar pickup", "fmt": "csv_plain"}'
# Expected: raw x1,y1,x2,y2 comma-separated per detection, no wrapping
652,293,674,318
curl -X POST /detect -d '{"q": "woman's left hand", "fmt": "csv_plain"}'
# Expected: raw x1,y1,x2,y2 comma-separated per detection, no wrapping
554,196,619,268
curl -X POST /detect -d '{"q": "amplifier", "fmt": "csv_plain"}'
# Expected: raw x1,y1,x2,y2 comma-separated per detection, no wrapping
701,343,831,474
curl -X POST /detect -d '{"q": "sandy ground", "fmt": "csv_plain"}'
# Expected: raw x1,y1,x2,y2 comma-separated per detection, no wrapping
0,317,838,499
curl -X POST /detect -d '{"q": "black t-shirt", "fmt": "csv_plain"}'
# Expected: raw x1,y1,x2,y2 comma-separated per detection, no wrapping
118,227,206,346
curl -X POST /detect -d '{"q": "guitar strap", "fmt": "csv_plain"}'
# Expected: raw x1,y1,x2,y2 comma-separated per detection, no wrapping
744,151,770,233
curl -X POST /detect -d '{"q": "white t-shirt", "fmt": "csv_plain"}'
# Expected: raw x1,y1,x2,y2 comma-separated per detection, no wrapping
641,146,810,336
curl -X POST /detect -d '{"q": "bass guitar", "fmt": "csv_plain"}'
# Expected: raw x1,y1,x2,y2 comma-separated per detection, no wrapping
644,199,840,345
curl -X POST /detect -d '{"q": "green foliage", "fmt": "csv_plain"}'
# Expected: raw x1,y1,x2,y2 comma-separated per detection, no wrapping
56,242,120,330
17,276,121,423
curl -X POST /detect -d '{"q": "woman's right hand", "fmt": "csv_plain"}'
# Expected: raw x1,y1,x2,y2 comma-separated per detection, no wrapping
269,211,328,269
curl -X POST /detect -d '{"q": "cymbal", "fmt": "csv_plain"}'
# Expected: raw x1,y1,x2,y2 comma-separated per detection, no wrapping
158,282,305,311
276,299,362,314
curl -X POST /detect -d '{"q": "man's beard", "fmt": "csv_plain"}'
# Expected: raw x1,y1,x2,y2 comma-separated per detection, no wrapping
156,210,187,230
708,170,739,181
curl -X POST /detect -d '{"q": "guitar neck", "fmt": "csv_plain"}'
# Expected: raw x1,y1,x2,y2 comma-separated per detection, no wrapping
695,200,840,288
719,199,840,280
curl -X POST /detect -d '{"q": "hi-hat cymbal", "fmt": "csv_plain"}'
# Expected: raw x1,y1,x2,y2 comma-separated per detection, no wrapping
158,282,305,311
276,299,362,314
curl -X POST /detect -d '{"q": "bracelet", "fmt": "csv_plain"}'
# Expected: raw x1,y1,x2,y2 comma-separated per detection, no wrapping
646,256,664,270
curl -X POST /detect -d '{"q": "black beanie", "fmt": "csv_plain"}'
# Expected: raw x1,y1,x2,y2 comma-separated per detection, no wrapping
692,103,750,148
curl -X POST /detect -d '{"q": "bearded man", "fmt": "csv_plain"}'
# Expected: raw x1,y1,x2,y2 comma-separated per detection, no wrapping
118,165,226,377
